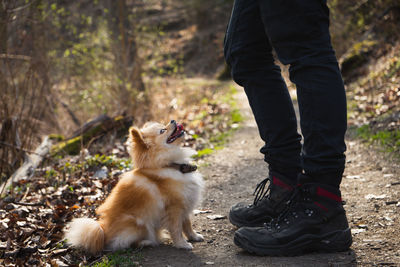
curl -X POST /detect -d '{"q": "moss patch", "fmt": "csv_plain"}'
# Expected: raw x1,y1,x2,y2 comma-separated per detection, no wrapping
90,248,142,267
356,124,400,154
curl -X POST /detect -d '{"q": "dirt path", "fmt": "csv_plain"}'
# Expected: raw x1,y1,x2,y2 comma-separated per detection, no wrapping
140,87,400,267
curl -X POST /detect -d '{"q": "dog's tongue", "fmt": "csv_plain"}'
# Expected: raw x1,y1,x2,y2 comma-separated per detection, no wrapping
167,123,184,143
176,123,184,132
172,123,184,137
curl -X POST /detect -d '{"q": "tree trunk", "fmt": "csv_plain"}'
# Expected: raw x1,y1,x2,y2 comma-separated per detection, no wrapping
108,0,148,118
0,2,7,54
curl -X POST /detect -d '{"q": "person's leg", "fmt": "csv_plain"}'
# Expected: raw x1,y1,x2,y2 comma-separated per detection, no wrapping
224,0,302,179
258,0,347,186
224,0,302,228
233,0,351,255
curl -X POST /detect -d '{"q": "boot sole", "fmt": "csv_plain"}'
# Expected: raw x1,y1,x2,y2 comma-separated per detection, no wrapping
234,228,352,256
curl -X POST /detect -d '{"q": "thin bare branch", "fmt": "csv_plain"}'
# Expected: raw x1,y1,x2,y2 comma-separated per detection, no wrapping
0,54,31,61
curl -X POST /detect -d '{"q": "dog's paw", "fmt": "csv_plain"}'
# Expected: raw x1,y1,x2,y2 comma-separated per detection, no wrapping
175,241,193,250
188,233,204,242
139,240,159,247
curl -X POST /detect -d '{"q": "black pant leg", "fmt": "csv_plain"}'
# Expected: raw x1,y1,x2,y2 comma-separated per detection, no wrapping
258,0,347,186
224,0,302,178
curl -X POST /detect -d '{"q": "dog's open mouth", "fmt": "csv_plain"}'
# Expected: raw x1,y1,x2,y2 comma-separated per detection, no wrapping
167,123,184,144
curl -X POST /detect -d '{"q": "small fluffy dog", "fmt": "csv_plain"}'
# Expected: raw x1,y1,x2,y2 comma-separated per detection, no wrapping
64,120,204,253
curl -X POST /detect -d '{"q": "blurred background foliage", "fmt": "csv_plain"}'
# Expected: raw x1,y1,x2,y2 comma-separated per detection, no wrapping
329,0,400,55
1,0,399,178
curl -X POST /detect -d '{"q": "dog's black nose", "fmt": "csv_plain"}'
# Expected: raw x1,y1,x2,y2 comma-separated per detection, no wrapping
170,120,176,124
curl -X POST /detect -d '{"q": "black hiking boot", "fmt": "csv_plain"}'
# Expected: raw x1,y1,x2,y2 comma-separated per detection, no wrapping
229,172,296,228
234,175,352,256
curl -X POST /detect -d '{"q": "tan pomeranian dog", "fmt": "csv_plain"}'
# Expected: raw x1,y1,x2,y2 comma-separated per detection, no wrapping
64,120,204,253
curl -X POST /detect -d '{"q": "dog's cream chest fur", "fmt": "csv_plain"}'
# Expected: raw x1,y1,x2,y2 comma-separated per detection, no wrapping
153,168,203,212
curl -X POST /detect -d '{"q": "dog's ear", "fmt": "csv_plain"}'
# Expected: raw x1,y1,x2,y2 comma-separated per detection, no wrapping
129,127,148,150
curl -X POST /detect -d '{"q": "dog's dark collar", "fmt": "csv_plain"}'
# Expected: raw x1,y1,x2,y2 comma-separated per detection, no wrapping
168,163,197,173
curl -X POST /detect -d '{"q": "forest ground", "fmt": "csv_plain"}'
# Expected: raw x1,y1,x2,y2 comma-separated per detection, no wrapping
1,1,399,266
138,86,400,267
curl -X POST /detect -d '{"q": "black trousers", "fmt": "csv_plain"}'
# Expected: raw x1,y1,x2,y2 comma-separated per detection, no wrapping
224,0,347,186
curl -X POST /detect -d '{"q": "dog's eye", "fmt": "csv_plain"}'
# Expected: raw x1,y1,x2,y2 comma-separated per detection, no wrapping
160,129,167,134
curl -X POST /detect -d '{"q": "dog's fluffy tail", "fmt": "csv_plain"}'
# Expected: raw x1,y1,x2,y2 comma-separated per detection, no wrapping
64,218,104,254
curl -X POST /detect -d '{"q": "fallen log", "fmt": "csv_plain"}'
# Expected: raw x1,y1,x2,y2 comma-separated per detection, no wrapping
51,115,133,156
0,136,53,195
69,114,111,139
1,114,133,194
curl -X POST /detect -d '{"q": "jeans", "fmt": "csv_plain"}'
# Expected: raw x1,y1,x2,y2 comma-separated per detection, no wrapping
224,0,347,186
